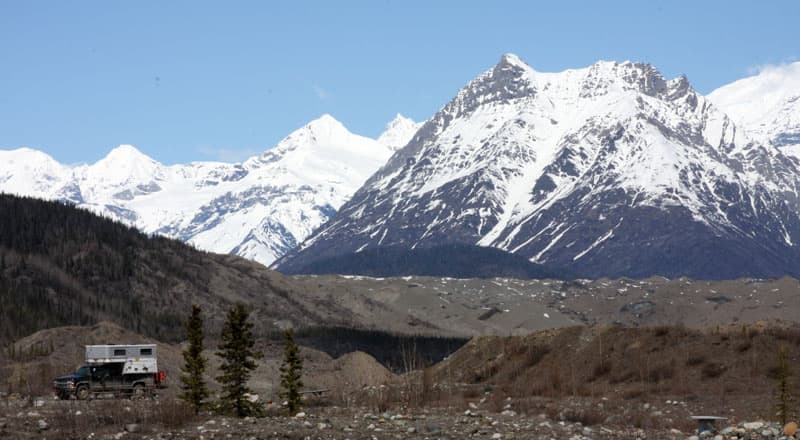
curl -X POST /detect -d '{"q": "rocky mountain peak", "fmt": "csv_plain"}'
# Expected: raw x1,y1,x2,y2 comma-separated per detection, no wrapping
250,114,391,172
292,114,352,144
578,60,668,98
100,144,157,164
496,52,531,71
277,53,800,280
377,114,421,151
384,113,415,129
441,53,538,120
87,144,163,187
305,113,347,131
0,147,62,168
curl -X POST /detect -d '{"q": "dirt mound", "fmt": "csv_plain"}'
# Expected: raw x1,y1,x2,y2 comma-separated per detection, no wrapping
11,321,184,371
325,351,396,389
204,344,395,401
11,321,177,364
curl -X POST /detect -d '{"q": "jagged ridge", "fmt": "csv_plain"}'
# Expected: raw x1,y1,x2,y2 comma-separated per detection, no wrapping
276,54,800,279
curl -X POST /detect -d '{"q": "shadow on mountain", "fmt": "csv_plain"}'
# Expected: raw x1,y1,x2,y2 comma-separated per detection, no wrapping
278,244,571,279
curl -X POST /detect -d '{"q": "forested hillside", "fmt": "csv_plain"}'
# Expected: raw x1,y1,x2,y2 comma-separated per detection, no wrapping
0,194,345,344
0,194,203,341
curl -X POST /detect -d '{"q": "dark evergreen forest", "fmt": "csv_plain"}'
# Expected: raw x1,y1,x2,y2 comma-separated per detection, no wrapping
0,194,213,343
271,326,469,373
280,243,570,279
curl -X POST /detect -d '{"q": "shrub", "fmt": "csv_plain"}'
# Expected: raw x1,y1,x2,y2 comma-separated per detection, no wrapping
561,407,605,425
647,363,675,383
622,389,644,400
609,370,636,384
653,326,670,337
522,344,550,368
685,354,706,366
701,362,726,379
735,340,752,352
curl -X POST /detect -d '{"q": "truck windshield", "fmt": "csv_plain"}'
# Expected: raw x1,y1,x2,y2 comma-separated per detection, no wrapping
75,366,90,376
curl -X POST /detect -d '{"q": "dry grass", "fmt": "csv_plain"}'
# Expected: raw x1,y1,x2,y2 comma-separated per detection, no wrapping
425,323,800,419
2,361,63,396
0,398,198,439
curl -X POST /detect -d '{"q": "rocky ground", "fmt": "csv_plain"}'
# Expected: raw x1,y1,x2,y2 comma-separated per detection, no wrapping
1,392,797,440
290,275,800,337
5,322,800,439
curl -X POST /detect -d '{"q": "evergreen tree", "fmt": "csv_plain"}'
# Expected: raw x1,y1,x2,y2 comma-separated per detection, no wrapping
179,304,208,414
279,328,304,414
774,345,795,425
216,304,262,417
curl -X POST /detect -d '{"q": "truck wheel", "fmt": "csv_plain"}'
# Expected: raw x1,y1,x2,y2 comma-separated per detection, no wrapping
131,383,145,400
76,385,89,400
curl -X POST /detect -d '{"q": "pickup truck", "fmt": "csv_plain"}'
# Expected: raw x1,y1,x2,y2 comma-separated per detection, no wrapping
53,363,166,400
53,344,166,400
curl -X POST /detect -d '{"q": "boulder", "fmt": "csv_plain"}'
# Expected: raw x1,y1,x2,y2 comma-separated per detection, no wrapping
125,423,141,433
742,421,765,431
785,421,798,436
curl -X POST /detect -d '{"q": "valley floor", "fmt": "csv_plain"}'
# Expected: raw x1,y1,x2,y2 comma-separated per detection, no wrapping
0,393,770,439
4,321,800,439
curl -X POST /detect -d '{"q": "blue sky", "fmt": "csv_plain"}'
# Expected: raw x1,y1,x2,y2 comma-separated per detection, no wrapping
1,0,798,164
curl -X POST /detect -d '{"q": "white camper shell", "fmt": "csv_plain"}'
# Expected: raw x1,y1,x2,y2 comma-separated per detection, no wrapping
85,344,158,375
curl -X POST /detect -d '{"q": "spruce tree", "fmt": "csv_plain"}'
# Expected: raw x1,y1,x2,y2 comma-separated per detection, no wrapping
774,345,795,425
179,304,208,414
216,304,262,417
279,328,304,414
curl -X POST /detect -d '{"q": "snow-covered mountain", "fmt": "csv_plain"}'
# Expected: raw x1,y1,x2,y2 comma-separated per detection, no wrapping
276,54,800,279
0,114,418,265
377,114,422,150
708,62,800,159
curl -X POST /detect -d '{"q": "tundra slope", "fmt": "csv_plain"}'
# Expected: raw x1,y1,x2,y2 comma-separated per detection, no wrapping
0,114,419,266
277,54,800,279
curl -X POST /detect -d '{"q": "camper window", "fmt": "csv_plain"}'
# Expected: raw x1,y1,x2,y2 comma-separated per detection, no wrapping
140,348,152,356
113,349,126,356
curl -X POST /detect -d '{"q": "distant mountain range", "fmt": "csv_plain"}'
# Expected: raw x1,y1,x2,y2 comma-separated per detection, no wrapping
3,56,800,279
275,55,800,279
0,114,419,266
